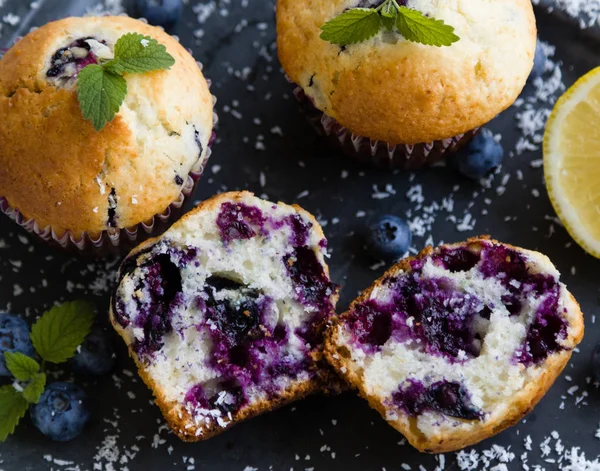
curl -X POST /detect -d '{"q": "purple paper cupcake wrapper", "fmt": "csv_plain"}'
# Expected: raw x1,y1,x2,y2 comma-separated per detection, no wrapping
292,85,479,169
1,30,218,255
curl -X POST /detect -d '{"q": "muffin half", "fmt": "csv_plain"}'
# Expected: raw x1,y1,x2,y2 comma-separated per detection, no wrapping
325,237,584,452
110,192,339,440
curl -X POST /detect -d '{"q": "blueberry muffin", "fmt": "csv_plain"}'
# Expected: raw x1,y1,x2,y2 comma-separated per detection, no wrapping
0,16,214,253
277,0,536,168
110,192,339,441
325,237,584,452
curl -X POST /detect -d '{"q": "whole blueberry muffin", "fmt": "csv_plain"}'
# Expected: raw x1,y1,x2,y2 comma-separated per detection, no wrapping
0,16,214,253
110,191,339,441
276,0,536,168
325,237,584,452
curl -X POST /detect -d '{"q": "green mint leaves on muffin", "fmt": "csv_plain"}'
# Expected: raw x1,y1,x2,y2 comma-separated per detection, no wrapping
0,301,94,442
77,33,175,131
320,0,460,47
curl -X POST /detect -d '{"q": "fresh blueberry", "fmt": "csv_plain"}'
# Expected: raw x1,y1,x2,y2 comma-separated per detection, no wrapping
69,326,116,376
31,382,91,442
135,0,182,32
529,40,546,81
592,344,600,383
0,313,35,377
452,129,504,180
366,215,412,261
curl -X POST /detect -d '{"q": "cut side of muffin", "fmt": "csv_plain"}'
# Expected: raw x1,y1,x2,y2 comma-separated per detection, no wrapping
110,191,339,441
325,237,584,453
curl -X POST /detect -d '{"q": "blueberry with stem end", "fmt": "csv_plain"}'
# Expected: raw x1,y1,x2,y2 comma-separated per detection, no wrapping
365,215,412,261
69,326,116,376
0,313,35,377
135,0,183,32
31,382,91,442
451,128,504,180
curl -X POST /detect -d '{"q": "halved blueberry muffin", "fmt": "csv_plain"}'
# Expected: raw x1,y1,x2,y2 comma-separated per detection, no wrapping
325,237,584,453
110,192,339,441
0,16,214,253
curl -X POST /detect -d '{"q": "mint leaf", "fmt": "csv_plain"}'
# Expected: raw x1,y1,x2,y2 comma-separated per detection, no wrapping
320,9,382,45
22,373,46,404
30,301,95,364
77,65,127,131
380,1,398,31
396,7,460,47
105,32,175,75
0,386,28,442
4,352,39,382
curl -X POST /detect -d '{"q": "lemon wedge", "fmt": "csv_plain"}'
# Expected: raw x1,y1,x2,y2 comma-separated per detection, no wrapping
544,66,600,258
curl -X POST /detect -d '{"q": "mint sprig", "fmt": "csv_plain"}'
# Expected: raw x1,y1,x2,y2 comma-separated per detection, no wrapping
22,373,47,404
320,0,459,47
77,66,128,134
77,33,175,131
320,9,381,45
4,351,40,381
0,386,28,442
105,32,176,75
31,300,95,364
1,301,95,442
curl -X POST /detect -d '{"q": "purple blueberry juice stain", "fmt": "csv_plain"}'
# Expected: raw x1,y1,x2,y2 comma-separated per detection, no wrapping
286,214,312,247
216,202,266,244
479,244,528,283
392,379,482,420
516,286,567,365
46,37,106,83
113,244,197,358
284,246,337,311
185,380,246,416
216,202,314,248
346,275,484,360
113,245,158,328
479,242,559,318
478,243,557,296
131,253,183,358
344,300,393,352
203,276,263,349
434,247,481,272
410,277,484,359
199,271,322,405
344,241,567,367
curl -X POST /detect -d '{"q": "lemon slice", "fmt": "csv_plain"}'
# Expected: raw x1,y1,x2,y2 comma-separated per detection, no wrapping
544,67,600,258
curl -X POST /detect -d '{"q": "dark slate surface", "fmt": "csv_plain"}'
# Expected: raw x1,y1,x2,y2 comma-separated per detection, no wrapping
1,1,600,470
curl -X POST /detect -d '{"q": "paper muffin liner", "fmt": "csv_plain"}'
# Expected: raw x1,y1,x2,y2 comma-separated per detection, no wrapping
0,142,213,256
292,85,479,169
0,34,218,255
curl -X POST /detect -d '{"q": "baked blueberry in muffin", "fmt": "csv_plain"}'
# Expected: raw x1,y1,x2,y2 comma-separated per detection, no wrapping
325,237,584,452
0,16,214,253
276,0,536,168
110,192,339,441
